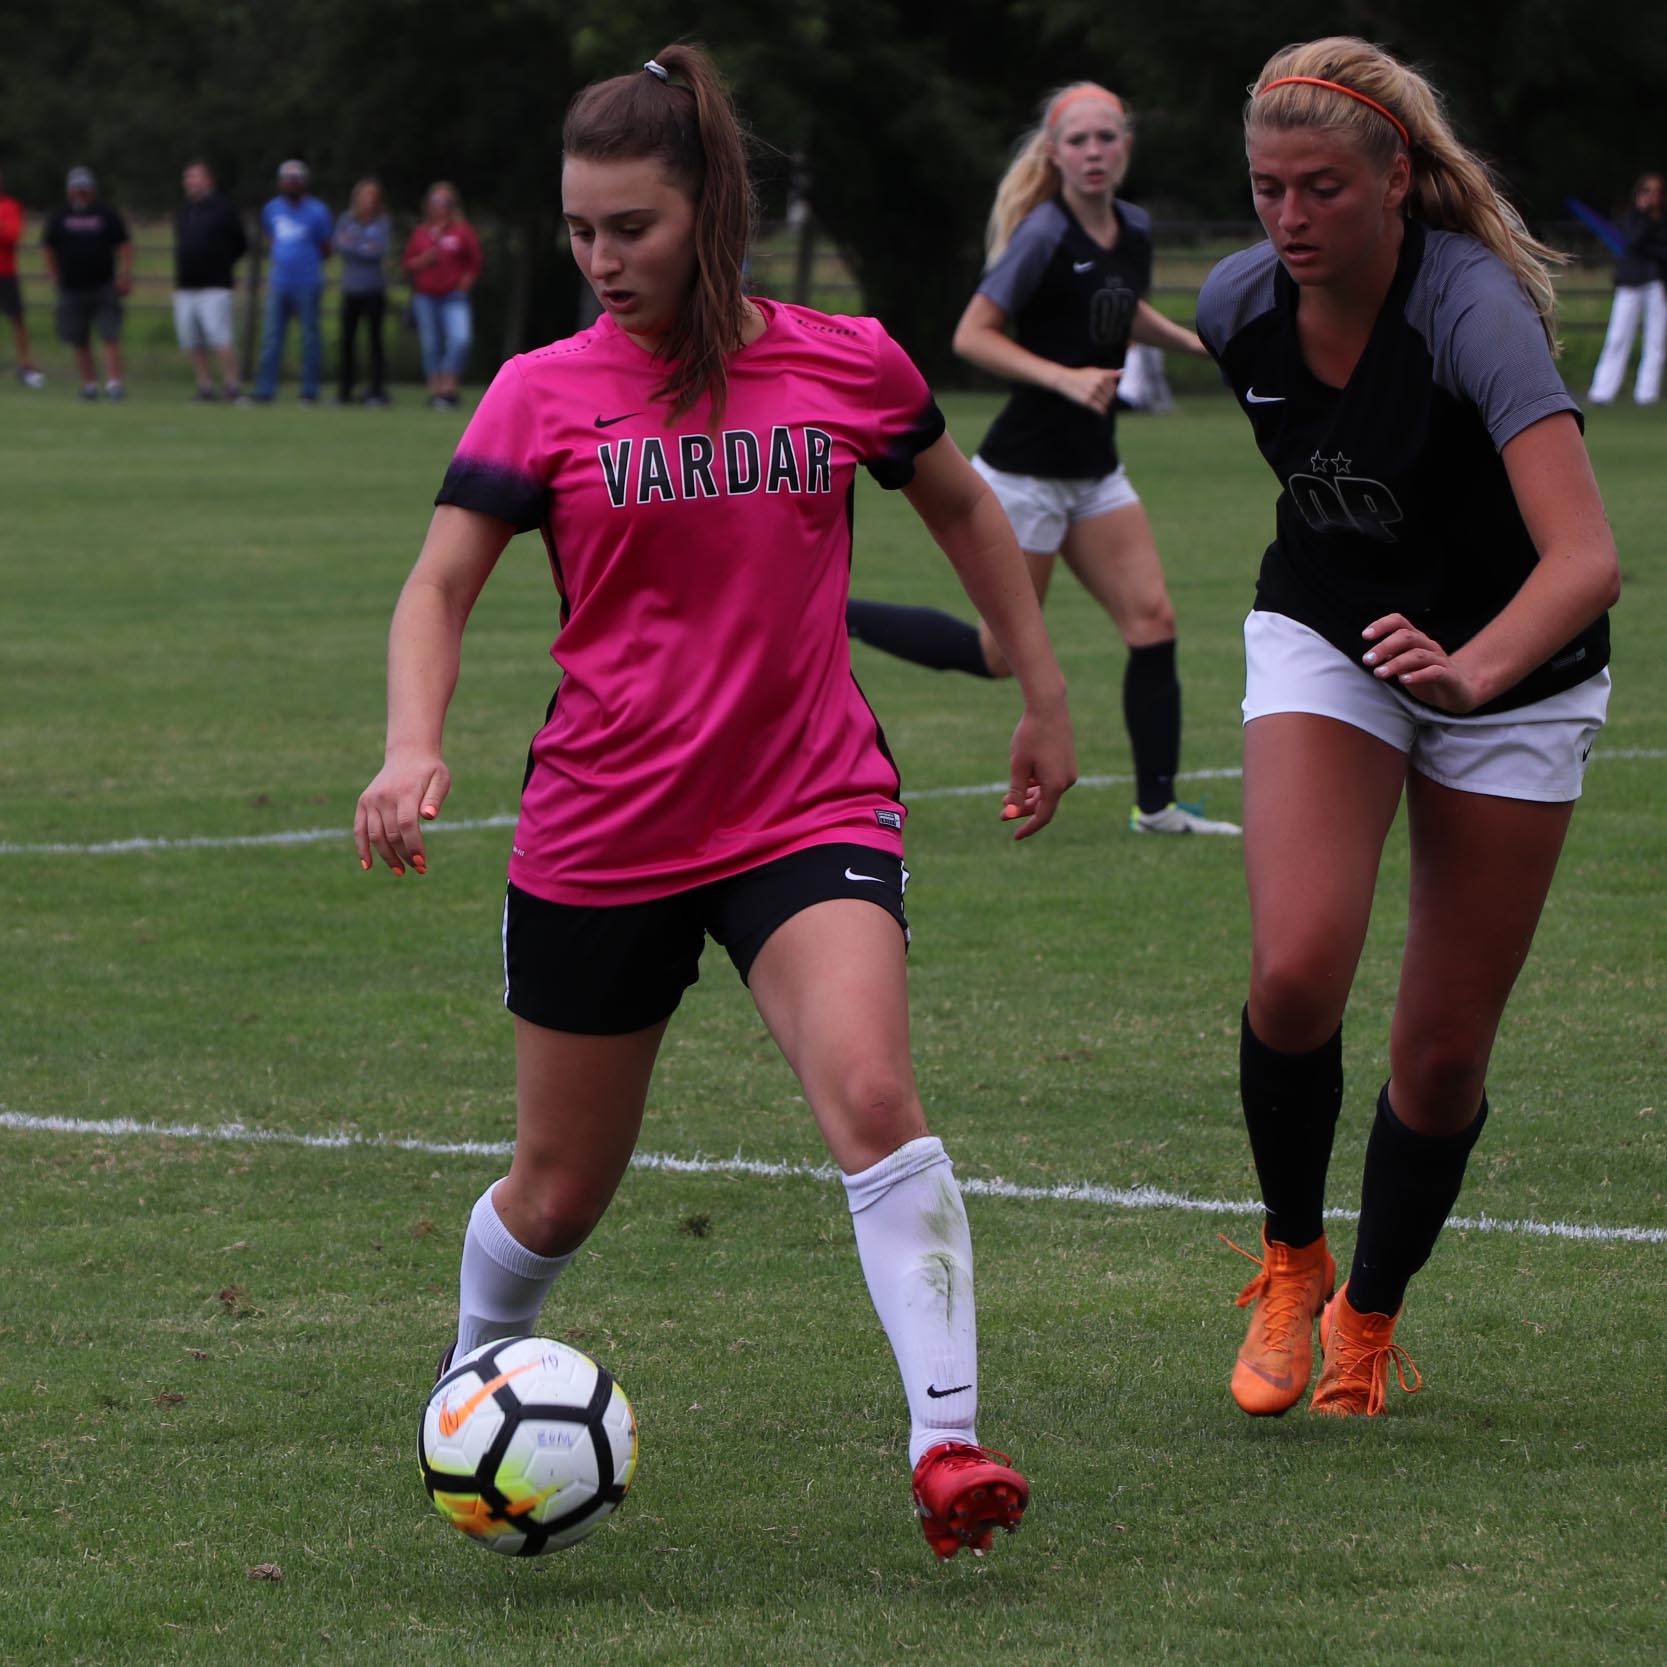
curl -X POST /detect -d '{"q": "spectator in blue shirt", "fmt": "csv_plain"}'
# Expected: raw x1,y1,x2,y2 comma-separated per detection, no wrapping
255,159,332,403
334,178,392,405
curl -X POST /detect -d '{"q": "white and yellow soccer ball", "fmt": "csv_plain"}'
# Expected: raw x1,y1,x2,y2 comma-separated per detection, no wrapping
419,1336,637,1555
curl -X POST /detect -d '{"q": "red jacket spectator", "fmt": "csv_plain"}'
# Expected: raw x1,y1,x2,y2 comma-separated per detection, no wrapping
0,169,47,387
403,215,482,296
0,194,21,277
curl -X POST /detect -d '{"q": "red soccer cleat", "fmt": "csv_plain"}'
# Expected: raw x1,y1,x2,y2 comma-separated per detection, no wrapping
911,1442,1029,1559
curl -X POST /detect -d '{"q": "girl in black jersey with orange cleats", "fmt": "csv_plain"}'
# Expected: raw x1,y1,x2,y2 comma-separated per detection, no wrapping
1196,38,1619,1418
849,83,1237,836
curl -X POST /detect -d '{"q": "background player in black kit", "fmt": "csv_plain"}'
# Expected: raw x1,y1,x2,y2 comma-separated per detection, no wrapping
849,83,1237,836
1197,38,1620,1418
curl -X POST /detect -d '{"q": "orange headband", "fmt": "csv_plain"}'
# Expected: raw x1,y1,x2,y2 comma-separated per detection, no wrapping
1046,84,1124,130
1258,76,1410,147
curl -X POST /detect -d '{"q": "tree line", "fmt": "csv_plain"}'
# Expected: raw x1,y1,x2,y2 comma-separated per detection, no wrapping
2,0,1659,379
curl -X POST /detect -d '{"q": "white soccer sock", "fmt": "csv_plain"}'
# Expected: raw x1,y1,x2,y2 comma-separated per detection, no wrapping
842,1135,980,1468
455,1181,574,1359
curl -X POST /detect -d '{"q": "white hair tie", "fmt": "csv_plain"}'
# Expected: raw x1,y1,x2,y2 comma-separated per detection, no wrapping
644,59,669,82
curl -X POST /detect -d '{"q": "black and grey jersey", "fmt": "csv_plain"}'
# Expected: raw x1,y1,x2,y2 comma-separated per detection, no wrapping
1197,220,1609,713
1612,208,1667,288
975,196,1153,480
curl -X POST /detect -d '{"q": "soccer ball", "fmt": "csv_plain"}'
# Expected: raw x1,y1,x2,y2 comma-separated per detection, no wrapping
419,1336,637,1555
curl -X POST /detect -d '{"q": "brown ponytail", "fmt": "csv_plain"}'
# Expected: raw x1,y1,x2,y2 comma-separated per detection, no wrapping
563,43,757,421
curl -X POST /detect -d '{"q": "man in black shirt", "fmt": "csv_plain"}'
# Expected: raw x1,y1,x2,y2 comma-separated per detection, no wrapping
42,166,131,400
173,160,249,402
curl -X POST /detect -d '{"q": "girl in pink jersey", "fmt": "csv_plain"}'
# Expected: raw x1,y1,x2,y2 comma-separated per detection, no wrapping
355,44,1076,1559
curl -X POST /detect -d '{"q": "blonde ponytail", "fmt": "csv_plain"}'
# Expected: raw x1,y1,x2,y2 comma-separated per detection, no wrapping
987,83,1128,262
1246,37,1564,350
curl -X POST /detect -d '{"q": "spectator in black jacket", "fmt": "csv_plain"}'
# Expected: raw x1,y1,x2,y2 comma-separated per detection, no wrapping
174,160,249,402
1588,172,1666,405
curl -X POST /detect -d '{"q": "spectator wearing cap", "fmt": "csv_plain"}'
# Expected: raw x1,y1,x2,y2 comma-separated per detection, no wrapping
254,159,332,404
173,159,249,403
0,163,47,388
41,166,132,400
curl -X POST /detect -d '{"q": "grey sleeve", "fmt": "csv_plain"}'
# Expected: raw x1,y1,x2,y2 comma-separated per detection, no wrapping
1415,234,1578,449
1196,244,1278,362
976,202,1066,316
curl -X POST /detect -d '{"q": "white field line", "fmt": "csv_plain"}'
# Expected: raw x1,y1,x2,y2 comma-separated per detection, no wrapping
0,770,1205,857
4,1108,1662,1247
3,751,1662,859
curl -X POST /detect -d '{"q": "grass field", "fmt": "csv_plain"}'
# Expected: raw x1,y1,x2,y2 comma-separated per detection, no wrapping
2,379,1663,1667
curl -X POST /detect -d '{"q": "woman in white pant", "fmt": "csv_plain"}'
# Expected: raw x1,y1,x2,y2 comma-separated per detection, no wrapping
1588,173,1666,406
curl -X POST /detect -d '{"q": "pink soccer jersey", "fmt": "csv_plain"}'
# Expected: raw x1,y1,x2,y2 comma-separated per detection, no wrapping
435,299,947,905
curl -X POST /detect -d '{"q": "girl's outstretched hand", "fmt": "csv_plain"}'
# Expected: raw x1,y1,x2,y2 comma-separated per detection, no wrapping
355,750,452,876
1001,698,1077,839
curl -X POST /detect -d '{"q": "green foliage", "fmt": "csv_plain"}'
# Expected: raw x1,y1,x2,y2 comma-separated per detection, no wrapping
5,4,1662,369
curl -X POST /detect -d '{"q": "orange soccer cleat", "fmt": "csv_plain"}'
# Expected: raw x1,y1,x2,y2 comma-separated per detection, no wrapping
911,1442,1028,1560
1224,1229,1336,1416
1310,1284,1422,1417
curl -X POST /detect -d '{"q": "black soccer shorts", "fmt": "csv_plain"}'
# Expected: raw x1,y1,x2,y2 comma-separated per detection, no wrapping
503,842,909,1034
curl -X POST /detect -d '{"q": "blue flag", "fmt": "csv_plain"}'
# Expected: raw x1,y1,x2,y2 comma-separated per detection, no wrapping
1565,198,1625,258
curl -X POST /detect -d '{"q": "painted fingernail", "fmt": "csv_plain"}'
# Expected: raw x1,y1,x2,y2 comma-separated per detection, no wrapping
412,854,427,874
1364,651,1377,664
421,804,437,819
392,865,405,877
360,857,371,871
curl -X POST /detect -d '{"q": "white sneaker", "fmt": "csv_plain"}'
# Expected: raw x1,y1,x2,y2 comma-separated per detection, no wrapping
18,368,46,389
104,379,125,401
1130,801,1242,836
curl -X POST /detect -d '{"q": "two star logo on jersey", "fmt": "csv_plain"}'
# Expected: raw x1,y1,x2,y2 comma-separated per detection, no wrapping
1286,449,1404,544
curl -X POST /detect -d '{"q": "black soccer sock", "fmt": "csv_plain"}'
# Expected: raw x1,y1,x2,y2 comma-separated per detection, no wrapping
1123,638,1181,812
1240,1006,1344,1250
1347,1084,1489,1317
847,598,993,677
